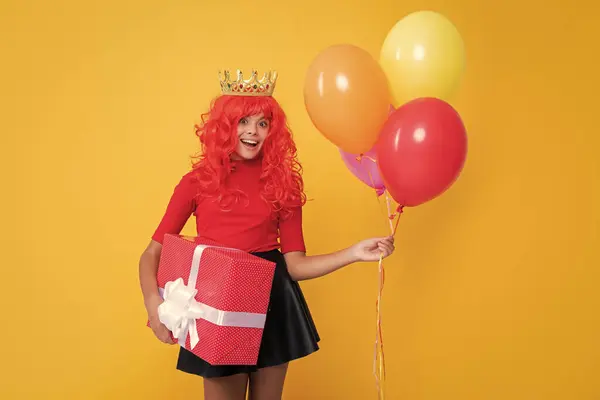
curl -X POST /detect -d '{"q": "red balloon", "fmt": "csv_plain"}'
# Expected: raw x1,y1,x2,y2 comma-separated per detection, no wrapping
375,97,467,207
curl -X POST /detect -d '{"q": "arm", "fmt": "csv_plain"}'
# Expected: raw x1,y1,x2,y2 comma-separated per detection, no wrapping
279,205,395,282
140,172,196,343
284,247,359,281
139,240,163,312
139,240,175,344
284,237,395,281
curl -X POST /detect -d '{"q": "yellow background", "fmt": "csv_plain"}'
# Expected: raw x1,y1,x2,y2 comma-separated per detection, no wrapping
1,0,598,399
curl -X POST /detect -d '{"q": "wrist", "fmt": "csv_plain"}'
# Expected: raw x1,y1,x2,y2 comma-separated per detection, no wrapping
344,245,362,264
144,292,162,313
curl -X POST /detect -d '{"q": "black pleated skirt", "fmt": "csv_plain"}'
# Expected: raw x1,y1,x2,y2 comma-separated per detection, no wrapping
176,249,320,378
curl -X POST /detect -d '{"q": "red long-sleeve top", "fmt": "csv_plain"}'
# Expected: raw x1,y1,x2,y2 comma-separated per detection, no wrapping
151,158,306,254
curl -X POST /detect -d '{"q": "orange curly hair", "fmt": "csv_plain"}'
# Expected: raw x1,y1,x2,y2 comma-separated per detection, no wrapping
191,95,306,219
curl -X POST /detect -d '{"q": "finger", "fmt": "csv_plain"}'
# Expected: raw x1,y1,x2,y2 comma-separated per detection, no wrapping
162,333,175,344
156,331,167,343
164,330,176,344
154,326,174,344
378,242,394,254
379,242,394,249
376,240,392,251
373,237,391,243
378,243,394,257
383,238,396,249
381,237,394,246
376,248,388,259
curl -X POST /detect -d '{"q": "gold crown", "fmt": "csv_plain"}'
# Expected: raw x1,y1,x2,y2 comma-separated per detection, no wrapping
219,69,278,96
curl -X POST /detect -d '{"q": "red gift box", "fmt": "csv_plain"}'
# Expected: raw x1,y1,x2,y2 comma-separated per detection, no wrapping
150,234,276,365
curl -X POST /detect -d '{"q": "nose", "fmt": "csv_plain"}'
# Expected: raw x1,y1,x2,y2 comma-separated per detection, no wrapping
246,122,258,135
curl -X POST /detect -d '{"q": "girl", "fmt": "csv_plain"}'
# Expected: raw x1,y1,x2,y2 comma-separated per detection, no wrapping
139,70,395,400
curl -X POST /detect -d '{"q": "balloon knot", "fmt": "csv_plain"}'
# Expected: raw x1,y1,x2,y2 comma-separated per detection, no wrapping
388,206,405,220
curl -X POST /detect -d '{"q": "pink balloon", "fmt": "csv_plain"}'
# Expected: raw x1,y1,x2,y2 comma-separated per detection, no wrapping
338,105,394,196
339,146,386,196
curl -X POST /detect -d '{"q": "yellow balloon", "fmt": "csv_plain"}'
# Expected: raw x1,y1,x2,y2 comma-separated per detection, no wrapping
380,11,465,106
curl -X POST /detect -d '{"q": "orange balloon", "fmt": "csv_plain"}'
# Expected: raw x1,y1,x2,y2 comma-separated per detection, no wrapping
303,44,391,154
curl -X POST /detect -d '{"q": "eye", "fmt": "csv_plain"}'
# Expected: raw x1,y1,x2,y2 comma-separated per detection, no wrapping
239,118,248,125
259,120,269,128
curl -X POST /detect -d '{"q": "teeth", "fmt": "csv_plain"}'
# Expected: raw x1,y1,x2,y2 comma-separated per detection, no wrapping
241,139,258,145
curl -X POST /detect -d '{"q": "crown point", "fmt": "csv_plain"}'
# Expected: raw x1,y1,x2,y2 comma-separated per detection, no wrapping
218,68,278,97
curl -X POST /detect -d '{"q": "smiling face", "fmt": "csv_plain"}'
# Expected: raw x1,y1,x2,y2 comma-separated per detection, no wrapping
233,113,270,160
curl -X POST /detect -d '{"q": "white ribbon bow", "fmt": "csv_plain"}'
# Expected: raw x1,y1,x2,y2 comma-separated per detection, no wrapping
158,277,203,349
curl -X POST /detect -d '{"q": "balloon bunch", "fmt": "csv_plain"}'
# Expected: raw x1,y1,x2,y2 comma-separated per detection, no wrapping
303,11,468,399
304,10,468,211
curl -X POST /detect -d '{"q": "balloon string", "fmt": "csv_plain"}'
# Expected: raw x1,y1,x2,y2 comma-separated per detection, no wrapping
357,154,378,164
374,253,386,400
356,154,390,231
356,154,403,236
385,192,404,236
355,154,378,196
384,192,395,235
390,204,403,237
373,205,403,400
356,154,404,400
374,201,404,400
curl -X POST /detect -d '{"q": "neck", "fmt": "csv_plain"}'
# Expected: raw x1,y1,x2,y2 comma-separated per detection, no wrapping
230,154,263,163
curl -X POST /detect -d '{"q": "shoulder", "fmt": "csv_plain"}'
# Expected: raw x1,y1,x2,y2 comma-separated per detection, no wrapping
180,169,200,184
170,169,201,199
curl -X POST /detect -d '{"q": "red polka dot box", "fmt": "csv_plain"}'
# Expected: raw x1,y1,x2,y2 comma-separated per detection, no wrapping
149,234,276,365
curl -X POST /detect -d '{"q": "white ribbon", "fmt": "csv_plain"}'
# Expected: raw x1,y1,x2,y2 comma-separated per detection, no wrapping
158,244,268,350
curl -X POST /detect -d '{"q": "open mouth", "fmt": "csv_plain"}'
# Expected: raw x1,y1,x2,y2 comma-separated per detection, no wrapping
240,138,259,149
